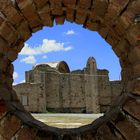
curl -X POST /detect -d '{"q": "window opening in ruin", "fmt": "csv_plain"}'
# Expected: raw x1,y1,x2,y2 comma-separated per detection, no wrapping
21,95,28,106
13,21,121,128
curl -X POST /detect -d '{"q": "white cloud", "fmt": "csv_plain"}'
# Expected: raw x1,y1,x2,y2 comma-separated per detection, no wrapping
13,82,17,86
20,55,37,64
20,80,25,83
42,55,47,59
20,39,73,56
65,30,75,35
13,72,18,80
13,72,18,85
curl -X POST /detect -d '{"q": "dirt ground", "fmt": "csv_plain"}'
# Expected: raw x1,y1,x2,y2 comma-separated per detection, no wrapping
32,113,103,128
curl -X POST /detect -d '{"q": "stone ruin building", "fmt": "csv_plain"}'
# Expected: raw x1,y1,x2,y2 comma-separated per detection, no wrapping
14,57,123,113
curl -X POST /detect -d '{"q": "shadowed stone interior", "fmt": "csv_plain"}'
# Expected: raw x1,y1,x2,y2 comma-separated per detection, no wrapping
0,0,140,139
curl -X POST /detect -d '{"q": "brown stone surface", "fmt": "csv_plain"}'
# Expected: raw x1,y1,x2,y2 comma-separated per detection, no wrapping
63,0,77,8
65,8,75,22
75,9,87,24
55,16,65,25
1,2,23,27
0,0,140,139
0,115,21,139
113,39,130,57
17,21,32,41
0,21,19,45
78,0,91,9
131,79,140,95
38,5,53,27
17,126,37,140
123,99,140,121
16,0,42,31
115,116,140,140
34,0,48,9
96,124,125,140
90,0,108,21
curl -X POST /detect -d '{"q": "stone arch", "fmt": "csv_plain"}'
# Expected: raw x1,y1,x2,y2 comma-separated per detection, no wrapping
56,61,70,73
86,57,97,75
34,61,70,73
0,0,140,139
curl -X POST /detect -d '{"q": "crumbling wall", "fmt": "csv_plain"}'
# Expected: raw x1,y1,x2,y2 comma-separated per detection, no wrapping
97,70,112,113
14,83,46,113
110,81,123,103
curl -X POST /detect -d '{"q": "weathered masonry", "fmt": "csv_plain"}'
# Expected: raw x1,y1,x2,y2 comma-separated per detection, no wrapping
0,0,140,140
14,57,122,113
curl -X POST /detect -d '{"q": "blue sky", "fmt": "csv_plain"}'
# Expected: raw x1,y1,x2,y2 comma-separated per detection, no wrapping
13,21,121,84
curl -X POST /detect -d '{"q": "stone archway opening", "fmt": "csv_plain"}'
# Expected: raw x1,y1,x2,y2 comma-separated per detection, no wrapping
12,20,122,129
0,0,140,139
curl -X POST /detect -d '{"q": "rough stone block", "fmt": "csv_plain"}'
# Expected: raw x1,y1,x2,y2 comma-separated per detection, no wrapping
63,0,77,8
55,16,65,25
77,0,91,9
113,39,130,57
126,25,140,46
52,8,63,16
17,21,31,41
49,0,63,15
16,0,42,30
66,8,75,22
99,26,109,39
0,22,19,45
34,0,48,9
132,63,140,78
7,64,14,77
75,9,87,24
90,0,108,21
7,49,18,62
0,115,21,140
38,5,53,27
115,117,140,140
14,41,24,53
0,56,10,72
0,37,9,54
17,127,37,140
106,29,121,47
96,124,124,140
50,0,62,5
0,15,4,26
1,4,23,27
114,20,126,37
85,20,99,31
123,99,140,121
121,0,140,29
131,79,140,95
128,46,140,64
81,132,96,140
104,0,129,26
0,100,8,116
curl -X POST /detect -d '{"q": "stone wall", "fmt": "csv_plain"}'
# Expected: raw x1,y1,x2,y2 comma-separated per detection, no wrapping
14,58,122,113
14,83,46,113
45,73,86,113
110,81,123,103
97,70,112,113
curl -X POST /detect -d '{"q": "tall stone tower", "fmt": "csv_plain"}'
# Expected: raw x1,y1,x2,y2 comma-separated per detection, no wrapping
84,57,100,113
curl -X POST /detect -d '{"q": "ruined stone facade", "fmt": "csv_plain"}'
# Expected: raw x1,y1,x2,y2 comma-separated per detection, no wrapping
0,0,140,139
14,57,123,113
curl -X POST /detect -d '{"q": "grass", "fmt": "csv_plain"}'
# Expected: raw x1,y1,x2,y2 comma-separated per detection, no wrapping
32,113,103,128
